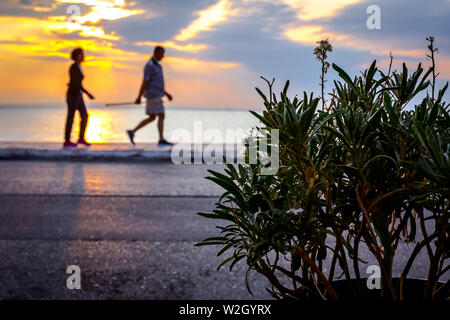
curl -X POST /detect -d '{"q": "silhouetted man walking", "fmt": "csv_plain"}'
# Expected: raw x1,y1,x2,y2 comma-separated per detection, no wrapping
126,46,173,146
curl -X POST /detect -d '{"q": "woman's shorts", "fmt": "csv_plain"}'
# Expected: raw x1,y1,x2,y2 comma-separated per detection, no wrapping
146,98,165,115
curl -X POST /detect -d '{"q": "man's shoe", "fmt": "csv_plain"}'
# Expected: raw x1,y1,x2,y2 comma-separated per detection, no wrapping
77,138,91,146
63,140,77,148
157,139,174,146
126,130,135,145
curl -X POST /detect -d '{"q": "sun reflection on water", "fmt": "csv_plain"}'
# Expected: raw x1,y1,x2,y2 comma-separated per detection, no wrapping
84,110,113,143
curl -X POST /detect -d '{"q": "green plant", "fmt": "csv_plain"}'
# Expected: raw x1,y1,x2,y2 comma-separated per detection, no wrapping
196,40,449,300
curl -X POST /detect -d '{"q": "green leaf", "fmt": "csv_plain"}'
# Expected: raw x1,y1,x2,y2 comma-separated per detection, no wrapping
217,256,235,271
245,267,254,295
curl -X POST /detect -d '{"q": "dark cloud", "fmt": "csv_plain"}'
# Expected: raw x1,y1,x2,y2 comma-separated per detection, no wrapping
101,0,214,43
321,0,450,54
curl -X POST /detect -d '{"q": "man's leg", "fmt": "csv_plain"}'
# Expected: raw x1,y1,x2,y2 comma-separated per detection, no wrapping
157,113,165,141
132,114,156,134
155,113,173,146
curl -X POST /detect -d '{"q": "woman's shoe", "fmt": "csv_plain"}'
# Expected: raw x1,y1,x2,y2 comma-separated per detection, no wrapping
63,140,77,148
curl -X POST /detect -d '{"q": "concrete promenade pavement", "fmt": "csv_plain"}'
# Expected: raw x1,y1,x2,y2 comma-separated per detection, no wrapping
0,142,243,161
0,160,272,299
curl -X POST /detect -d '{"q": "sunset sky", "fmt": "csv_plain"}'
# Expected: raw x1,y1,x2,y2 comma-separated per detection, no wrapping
0,0,449,109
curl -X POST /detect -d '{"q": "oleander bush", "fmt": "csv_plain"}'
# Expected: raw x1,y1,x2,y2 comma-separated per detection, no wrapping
196,42,449,300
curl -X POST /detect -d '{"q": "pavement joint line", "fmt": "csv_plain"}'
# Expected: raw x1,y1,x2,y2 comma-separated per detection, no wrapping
0,193,221,198
0,238,204,243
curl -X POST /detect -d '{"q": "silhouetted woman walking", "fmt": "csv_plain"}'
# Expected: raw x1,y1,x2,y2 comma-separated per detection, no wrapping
64,47,94,147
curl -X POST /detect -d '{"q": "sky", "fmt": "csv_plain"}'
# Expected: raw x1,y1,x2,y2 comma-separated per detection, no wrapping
0,0,449,109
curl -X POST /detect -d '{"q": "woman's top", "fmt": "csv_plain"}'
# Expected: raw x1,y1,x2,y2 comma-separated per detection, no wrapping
67,62,85,96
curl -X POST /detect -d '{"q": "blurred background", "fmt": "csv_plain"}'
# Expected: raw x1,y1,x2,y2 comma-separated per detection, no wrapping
0,0,448,142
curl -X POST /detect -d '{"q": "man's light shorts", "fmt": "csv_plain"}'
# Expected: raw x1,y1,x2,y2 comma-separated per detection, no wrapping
146,98,165,115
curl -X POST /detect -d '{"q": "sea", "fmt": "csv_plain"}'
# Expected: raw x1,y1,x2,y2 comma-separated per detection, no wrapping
0,103,261,144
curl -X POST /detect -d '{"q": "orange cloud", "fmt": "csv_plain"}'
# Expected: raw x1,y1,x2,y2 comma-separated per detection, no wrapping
164,56,239,75
284,24,433,62
244,0,362,21
437,59,450,78
47,17,120,40
380,49,426,59
0,15,119,43
284,25,349,45
175,0,237,41
57,0,144,23
0,15,147,66
282,0,362,21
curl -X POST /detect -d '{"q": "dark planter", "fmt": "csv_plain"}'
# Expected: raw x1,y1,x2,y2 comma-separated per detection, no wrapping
330,278,448,300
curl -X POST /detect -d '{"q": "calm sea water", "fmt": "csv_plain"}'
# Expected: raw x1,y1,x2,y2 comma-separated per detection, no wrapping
0,103,261,144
